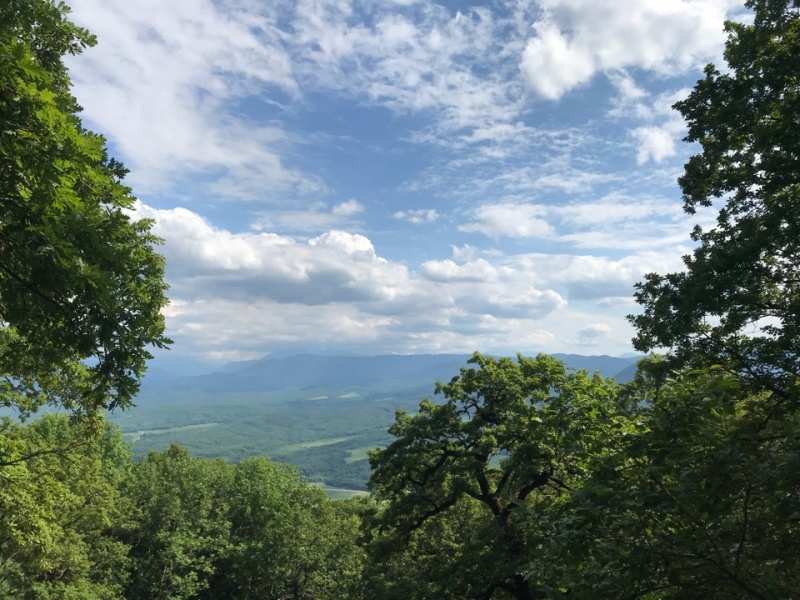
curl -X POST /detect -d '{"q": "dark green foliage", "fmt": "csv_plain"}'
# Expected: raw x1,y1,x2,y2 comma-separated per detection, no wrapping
0,0,170,415
1,417,366,600
632,0,800,400
550,364,800,598
217,457,365,600
367,353,620,600
122,445,233,600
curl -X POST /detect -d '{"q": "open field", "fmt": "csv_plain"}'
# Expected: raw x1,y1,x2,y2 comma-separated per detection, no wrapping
345,446,373,464
276,437,353,454
318,486,371,500
122,422,220,444
109,354,638,490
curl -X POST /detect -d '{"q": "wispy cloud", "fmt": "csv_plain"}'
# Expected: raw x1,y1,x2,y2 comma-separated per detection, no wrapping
253,199,364,232
67,0,321,199
393,209,438,224
459,191,691,250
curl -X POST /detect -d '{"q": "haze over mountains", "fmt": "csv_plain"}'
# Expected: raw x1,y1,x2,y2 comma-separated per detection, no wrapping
142,352,642,396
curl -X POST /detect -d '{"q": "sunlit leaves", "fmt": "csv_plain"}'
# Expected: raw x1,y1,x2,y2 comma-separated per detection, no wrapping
0,0,170,414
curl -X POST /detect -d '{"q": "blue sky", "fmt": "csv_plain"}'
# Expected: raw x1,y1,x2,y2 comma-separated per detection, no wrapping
65,0,745,362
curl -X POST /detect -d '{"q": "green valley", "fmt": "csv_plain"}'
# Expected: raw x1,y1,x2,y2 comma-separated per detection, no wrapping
109,353,639,490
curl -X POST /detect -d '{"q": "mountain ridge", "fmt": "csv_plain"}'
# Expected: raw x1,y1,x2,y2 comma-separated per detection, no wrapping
142,352,642,395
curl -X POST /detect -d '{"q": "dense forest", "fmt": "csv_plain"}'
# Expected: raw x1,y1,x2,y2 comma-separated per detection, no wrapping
1,0,798,598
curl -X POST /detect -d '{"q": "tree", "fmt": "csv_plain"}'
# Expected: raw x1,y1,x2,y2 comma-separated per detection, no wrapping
0,414,133,599
631,0,800,400
553,363,800,599
0,0,170,415
122,447,366,600
122,445,233,600
219,457,365,600
367,353,620,600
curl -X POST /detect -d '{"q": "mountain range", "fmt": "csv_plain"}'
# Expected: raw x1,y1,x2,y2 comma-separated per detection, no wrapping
142,352,642,396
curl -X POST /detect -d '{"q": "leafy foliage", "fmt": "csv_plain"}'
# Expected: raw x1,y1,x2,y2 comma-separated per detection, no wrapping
553,364,800,598
121,445,365,600
0,0,170,415
0,414,132,599
122,445,233,600
367,353,620,599
632,0,800,400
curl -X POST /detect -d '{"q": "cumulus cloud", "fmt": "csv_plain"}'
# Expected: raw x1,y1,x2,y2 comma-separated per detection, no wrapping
521,0,740,100
511,250,685,301
421,258,499,283
131,203,592,356
632,125,677,164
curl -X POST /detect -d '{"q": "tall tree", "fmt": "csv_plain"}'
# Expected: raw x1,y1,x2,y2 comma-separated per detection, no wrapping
631,0,800,400
551,363,800,599
0,0,170,415
367,353,620,600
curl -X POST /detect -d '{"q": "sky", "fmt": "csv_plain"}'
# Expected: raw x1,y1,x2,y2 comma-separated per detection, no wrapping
64,0,747,363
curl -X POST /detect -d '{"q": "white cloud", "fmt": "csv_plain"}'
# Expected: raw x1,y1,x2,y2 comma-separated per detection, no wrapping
520,21,596,100
632,125,678,164
421,258,499,283
332,199,364,217
451,244,480,262
129,202,689,357
133,203,588,356
578,322,612,342
607,70,647,105
521,0,741,100
288,0,537,150
459,193,693,250
307,229,377,256
511,251,685,301
460,203,555,238
253,200,364,232
393,209,438,224
67,0,320,199
558,192,682,227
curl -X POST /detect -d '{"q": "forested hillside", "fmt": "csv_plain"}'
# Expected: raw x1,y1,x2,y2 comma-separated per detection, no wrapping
1,0,798,598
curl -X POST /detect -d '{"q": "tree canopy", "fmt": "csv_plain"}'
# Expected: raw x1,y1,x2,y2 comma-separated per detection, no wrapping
631,0,800,400
367,353,620,599
0,0,170,415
